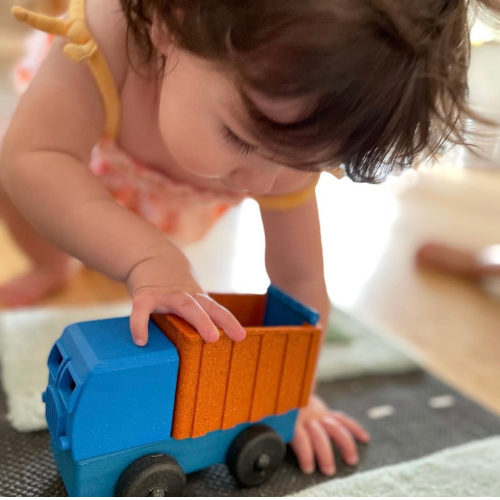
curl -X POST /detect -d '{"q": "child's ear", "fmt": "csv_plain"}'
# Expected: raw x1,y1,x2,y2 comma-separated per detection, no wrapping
150,20,174,56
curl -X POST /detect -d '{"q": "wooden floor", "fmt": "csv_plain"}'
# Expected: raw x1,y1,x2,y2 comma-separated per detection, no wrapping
0,34,499,416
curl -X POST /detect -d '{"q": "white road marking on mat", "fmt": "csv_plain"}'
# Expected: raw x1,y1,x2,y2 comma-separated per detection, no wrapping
428,395,456,409
367,405,395,419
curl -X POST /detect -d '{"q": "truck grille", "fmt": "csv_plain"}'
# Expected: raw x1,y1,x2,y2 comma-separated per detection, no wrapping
45,386,66,443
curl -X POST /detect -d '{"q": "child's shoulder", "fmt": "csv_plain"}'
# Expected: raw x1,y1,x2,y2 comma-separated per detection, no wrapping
85,0,130,91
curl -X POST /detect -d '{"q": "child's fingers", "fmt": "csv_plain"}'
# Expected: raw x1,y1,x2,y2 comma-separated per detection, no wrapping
321,415,359,466
131,291,220,345
305,419,336,476
131,290,247,345
290,423,315,474
130,294,155,346
331,411,370,443
195,294,246,341
157,292,220,343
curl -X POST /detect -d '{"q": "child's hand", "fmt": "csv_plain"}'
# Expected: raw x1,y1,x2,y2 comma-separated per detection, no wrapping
126,251,246,346
291,394,370,476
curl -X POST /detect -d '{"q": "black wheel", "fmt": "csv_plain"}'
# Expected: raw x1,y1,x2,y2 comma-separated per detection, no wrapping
115,454,186,497
227,424,286,487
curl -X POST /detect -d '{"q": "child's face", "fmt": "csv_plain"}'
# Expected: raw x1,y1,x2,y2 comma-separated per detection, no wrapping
157,48,319,195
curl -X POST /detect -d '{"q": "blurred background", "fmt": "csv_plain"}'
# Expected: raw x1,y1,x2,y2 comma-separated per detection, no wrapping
0,1,499,415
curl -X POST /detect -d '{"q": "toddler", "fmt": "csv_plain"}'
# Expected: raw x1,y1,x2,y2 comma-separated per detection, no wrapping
1,0,498,477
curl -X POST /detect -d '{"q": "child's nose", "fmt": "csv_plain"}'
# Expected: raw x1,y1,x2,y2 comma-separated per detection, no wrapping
229,166,280,195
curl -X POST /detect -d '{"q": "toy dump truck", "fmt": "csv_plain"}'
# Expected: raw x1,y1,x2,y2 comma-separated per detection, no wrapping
43,285,321,496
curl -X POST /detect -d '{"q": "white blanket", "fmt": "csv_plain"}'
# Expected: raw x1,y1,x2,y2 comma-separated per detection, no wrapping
291,436,500,496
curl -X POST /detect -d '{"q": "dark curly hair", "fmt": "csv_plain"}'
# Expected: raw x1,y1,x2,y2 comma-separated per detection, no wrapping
119,0,500,182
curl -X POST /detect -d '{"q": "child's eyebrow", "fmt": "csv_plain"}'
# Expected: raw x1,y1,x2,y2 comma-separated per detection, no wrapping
241,90,319,125
225,97,292,154
227,92,300,140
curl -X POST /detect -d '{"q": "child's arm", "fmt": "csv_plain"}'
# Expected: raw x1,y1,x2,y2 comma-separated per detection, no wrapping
260,192,330,328
260,195,370,476
0,10,244,346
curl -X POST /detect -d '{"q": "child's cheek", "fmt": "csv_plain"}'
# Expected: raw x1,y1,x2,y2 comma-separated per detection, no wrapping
158,105,229,178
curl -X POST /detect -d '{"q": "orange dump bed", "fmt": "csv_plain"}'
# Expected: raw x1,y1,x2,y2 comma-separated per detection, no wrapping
152,293,321,440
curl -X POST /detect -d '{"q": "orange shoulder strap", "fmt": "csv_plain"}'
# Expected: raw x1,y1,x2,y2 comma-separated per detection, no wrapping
252,175,320,211
12,0,121,139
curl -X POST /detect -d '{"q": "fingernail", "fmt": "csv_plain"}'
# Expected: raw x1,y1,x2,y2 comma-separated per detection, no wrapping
325,467,336,477
134,337,146,347
303,466,315,475
207,331,220,343
347,456,359,466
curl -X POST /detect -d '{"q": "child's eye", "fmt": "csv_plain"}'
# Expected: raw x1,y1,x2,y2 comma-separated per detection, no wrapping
222,126,257,156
